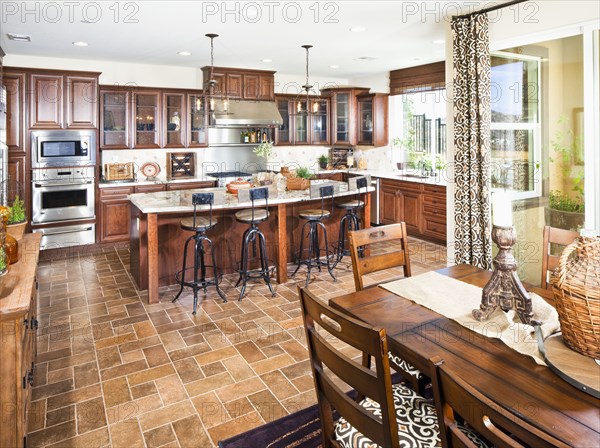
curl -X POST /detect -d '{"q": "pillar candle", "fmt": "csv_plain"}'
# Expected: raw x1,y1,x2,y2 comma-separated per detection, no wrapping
492,191,513,227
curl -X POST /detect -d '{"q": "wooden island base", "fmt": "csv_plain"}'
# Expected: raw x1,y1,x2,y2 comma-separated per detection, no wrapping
130,195,370,304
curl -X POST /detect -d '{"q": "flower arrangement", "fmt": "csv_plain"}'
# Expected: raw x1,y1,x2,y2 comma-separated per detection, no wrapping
253,141,274,159
8,196,25,224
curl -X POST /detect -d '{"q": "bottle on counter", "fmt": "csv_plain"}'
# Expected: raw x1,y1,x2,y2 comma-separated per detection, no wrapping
250,129,256,143
240,130,245,143
244,130,249,143
262,130,267,143
346,149,354,168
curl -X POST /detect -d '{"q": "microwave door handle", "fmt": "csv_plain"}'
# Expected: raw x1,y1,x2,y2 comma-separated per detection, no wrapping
40,226,94,236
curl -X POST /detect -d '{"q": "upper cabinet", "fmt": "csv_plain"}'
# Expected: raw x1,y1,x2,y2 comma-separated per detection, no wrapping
201,66,275,101
2,71,26,154
357,93,388,147
321,87,369,146
274,95,330,146
99,86,205,150
29,70,99,130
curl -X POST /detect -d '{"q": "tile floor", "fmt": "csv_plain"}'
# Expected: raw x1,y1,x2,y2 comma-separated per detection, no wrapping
28,237,447,447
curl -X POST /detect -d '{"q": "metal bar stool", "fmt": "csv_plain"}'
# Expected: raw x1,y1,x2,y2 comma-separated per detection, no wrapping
172,192,227,315
235,187,275,300
291,184,336,287
333,176,369,267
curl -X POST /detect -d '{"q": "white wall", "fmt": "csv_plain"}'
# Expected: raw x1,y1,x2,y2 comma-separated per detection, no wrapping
347,73,390,93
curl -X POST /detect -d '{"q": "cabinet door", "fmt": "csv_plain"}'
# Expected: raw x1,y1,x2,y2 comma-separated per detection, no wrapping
226,73,242,98
243,74,259,99
3,73,25,154
7,155,25,203
357,96,373,145
209,72,226,96
163,93,185,148
100,199,131,242
275,99,291,145
65,75,98,128
333,91,353,145
100,90,131,149
310,99,329,145
30,74,63,129
292,99,309,144
401,191,421,235
258,75,274,100
380,185,399,225
133,92,160,148
188,94,207,147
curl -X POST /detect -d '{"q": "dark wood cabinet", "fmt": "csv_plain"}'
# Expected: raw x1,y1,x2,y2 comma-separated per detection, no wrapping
379,178,446,243
202,66,275,101
65,75,98,128
134,184,166,194
274,95,330,146
321,87,369,146
166,181,214,191
99,187,134,242
30,73,63,129
357,93,388,147
187,93,207,147
163,92,185,148
3,72,26,154
133,91,160,149
100,89,131,149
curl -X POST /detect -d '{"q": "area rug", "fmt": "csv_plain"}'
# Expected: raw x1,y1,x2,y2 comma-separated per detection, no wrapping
217,403,323,448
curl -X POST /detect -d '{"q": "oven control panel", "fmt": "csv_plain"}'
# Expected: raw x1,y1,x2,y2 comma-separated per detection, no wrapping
31,166,96,183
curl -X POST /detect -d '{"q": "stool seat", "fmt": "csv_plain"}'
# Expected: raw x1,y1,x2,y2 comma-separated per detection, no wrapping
299,209,331,220
336,199,364,209
180,216,216,232
235,208,269,224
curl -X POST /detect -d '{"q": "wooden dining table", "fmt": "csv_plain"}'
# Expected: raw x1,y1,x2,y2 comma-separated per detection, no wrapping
329,264,600,447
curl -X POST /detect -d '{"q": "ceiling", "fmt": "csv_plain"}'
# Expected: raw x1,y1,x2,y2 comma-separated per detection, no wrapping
1,1,508,78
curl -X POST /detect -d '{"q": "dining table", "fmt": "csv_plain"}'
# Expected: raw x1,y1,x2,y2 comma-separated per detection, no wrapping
329,264,600,447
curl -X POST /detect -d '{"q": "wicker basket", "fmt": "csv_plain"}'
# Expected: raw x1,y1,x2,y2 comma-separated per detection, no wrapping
551,236,600,358
286,177,310,190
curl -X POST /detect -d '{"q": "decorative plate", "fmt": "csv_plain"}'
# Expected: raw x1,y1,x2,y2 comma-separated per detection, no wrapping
140,162,161,178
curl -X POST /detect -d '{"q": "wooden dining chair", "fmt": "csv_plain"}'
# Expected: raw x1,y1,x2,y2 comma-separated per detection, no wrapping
348,222,412,291
348,222,424,392
298,286,440,448
430,357,570,448
541,226,579,289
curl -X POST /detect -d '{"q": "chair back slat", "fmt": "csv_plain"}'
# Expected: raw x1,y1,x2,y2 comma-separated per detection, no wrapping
430,357,570,448
348,223,411,291
299,287,400,448
541,226,579,289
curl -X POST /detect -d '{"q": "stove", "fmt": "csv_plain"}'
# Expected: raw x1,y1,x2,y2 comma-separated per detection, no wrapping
209,171,253,187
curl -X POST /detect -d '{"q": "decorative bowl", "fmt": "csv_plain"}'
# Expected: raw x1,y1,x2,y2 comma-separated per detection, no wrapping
226,178,252,195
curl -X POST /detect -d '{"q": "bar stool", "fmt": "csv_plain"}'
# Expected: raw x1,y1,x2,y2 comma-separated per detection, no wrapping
172,192,227,315
235,187,275,300
333,176,369,267
291,184,336,287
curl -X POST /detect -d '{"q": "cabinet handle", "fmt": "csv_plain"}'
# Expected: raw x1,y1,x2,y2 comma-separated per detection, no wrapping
32,318,39,330
24,318,29,329
22,370,34,389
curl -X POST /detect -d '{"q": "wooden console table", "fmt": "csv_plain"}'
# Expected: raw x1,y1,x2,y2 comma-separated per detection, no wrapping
0,233,41,448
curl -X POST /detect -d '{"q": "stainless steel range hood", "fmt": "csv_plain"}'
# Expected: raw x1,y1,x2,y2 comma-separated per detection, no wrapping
211,99,283,127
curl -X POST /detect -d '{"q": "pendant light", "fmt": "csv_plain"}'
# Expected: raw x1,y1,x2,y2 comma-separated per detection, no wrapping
205,33,219,112
295,44,320,115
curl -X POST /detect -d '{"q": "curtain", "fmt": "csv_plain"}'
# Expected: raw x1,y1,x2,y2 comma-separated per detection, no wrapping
451,13,492,270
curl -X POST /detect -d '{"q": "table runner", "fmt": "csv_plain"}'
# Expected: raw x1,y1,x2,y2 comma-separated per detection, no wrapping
380,271,560,365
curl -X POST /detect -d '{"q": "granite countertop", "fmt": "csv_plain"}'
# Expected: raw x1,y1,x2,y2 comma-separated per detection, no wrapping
129,181,375,214
98,176,218,188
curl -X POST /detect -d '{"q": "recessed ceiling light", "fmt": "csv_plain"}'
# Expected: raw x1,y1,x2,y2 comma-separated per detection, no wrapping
329,64,339,69
72,41,89,47
261,58,272,63
354,56,377,62
350,26,366,33
433,39,445,45
178,51,191,56
413,57,421,61
7,33,31,42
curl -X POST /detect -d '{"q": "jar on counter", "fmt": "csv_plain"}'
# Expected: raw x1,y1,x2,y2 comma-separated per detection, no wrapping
356,150,367,170
346,150,354,168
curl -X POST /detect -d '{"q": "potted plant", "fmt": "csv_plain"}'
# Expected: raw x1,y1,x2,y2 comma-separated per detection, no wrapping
287,166,312,190
253,141,274,159
7,196,27,241
545,117,585,231
318,154,329,170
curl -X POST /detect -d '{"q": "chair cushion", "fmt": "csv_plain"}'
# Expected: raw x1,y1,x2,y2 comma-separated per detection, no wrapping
334,383,491,448
336,199,364,209
235,208,269,223
180,216,215,231
299,209,331,220
388,351,424,379
334,383,440,447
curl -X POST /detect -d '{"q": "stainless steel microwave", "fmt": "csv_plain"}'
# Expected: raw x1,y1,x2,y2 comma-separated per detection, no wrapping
31,130,96,168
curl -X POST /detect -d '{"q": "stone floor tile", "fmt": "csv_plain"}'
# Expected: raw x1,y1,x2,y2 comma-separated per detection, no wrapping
130,381,158,400
143,423,176,448
138,400,195,432
102,377,132,408
190,391,229,428
109,419,146,448
74,362,100,389
76,396,107,433
155,374,187,405
172,414,213,448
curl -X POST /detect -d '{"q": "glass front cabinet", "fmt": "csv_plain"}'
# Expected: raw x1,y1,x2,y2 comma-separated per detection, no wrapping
274,95,331,145
357,93,389,147
188,93,207,147
163,93,185,148
133,92,160,148
100,90,130,149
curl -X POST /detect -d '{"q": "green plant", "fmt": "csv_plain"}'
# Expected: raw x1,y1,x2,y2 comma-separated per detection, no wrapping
0,247,6,272
549,116,584,210
549,190,584,213
435,154,446,171
318,154,329,164
8,196,26,224
295,166,312,179
253,141,274,159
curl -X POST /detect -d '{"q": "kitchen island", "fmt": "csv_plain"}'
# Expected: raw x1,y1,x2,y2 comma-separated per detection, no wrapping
129,182,373,304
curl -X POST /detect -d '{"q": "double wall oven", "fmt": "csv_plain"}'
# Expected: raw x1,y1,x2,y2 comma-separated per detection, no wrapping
31,130,97,249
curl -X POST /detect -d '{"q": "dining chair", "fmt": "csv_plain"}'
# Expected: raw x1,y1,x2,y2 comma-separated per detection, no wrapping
430,356,570,448
298,286,440,448
348,222,424,392
541,225,579,289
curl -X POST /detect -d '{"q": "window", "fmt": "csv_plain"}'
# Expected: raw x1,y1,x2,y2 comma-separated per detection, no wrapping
490,51,542,199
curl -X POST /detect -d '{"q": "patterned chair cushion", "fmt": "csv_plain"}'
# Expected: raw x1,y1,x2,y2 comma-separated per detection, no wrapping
388,351,424,379
333,383,491,448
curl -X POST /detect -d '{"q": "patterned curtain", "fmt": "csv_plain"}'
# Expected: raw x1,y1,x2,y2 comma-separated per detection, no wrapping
451,13,492,270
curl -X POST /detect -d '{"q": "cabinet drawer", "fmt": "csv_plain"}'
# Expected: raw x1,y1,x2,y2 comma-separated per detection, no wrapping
423,206,447,220
422,194,446,210
135,184,166,193
423,218,447,239
166,181,214,191
423,184,446,195
397,180,423,193
100,186,134,198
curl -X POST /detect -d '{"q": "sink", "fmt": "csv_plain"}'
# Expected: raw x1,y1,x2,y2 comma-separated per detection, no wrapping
400,173,430,179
